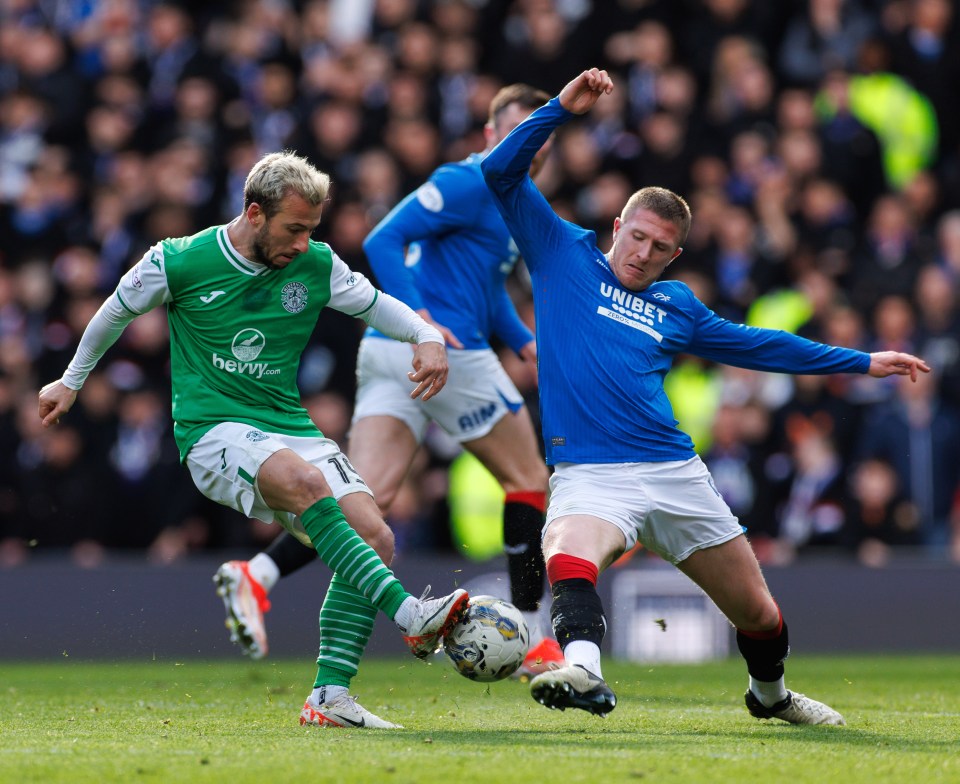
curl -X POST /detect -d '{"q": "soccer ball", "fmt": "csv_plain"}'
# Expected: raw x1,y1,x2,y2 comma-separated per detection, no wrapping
443,595,529,682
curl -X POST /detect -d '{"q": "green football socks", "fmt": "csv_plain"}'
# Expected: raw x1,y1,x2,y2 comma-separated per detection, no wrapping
300,497,412,687
300,497,410,618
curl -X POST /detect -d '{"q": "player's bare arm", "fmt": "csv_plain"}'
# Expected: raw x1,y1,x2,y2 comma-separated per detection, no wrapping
867,351,931,381
38,380,79,427
408,341,448,401
558,68,614,115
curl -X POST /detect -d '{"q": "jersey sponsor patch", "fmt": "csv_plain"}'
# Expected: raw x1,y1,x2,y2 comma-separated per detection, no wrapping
416,181,444,212
280,281,308,313
597,306,665,341
232,328,266,361
131,263,143,290
598,282,667,342
245,430,268,442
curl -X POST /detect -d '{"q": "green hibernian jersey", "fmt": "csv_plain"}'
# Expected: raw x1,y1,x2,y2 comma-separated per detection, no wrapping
113,225,379,459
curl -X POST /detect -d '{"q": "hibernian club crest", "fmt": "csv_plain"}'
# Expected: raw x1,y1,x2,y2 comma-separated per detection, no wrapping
281,281,308,313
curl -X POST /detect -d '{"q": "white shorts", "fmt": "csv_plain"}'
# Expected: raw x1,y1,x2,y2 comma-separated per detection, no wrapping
545,457,743,565
185,422,373,546
352,337,525,443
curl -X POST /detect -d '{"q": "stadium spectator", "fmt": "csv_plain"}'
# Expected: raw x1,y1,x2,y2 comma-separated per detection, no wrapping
36,149,470,730
481,67,929,723
777,0,878,89
842,457,921,567
855,368,960,555
883,0,960,161
850,194,931,313
0,1,957,564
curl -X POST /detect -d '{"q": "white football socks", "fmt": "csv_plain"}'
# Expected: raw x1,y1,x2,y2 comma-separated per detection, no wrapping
247,553,280,593
392,596,418,632
750,676,788,707
311,685,348,706
563,640,602,678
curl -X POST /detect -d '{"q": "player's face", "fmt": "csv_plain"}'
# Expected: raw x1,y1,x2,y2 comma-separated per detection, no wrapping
249,193,323,269
608,207,683,292
492,104,553,178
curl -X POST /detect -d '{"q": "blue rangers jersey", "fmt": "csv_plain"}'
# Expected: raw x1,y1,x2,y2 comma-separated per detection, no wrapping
363,153,533,354
482,97,871,465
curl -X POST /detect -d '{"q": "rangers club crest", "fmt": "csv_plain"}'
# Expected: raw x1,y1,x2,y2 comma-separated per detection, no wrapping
281,281,308,313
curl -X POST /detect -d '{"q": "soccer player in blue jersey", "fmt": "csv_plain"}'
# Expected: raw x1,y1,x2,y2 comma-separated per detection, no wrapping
481,68,931,724
215,84,564,676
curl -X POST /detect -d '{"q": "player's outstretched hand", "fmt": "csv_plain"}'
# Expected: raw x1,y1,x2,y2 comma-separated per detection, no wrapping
559,68,614,115
867,351,931,381
38,380,78,427
409,341,448,401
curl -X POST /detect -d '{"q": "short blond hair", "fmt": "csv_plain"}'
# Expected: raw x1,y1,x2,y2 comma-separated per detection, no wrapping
488,83,551,127
243,151,330,217
622,187,692,244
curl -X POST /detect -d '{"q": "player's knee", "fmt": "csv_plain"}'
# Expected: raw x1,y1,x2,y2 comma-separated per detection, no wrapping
530,460,550,488
371,485,399,514
736,598,781,633
296,468,335,505
367,523,395,565
263,464,335,516
500,464,550,496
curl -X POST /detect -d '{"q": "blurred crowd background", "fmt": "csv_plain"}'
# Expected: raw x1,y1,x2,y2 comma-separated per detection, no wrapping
2,0,960,569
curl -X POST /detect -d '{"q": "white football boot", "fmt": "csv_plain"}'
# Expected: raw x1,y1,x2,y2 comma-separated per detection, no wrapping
530,664,617,717
399,586,469,659
745,690,846,725
213,560,270,659
300,694,402,729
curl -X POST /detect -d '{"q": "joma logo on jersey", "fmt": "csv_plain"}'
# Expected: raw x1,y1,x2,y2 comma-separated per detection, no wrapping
458,403,497,431
211,328,280,378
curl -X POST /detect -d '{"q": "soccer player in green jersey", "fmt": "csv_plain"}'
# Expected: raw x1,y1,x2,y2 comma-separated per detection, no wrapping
38,150,470,729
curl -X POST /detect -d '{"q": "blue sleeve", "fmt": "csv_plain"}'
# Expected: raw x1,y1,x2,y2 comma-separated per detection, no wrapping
362,166,478,310
686,294,871,375
491,285,534,355
481,97,582,272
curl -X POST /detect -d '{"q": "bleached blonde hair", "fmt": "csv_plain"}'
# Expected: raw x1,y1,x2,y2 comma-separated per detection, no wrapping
243,150,330,216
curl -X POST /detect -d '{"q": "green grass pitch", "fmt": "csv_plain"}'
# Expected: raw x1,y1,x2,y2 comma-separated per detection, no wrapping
3,654,959,784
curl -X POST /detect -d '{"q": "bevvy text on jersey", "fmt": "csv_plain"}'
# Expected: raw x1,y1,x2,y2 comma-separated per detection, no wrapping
597,282,667,342
211,328,281,378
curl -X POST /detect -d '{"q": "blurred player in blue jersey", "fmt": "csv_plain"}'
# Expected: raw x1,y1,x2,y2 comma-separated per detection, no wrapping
481,68,930,724
215,83,564,677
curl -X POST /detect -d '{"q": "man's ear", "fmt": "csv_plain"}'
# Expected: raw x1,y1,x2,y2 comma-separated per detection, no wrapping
667,246,683,266
483,122,495,148
246,202,264,227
